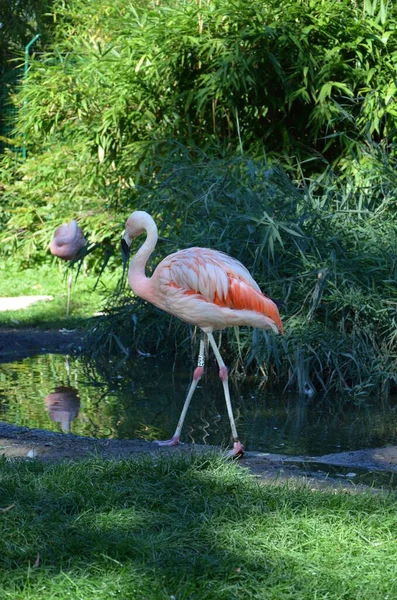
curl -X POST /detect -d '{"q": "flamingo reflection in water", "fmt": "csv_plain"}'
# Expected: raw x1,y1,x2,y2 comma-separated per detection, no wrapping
44,386,80,432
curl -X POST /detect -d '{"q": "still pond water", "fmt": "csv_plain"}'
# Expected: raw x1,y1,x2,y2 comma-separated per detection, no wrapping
1,353,396,457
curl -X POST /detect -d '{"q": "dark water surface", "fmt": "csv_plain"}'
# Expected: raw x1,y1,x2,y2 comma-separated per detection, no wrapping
1,353,396,456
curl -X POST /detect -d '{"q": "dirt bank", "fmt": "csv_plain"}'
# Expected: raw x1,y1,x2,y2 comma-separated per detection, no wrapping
0,328,84,363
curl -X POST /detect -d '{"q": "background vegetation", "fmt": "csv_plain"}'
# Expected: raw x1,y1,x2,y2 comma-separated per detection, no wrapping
0,0,396,398
0,0,54,151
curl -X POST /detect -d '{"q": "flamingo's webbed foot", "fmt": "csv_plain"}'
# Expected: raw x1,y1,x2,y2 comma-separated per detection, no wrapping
156,436,180,447
228,440,245,458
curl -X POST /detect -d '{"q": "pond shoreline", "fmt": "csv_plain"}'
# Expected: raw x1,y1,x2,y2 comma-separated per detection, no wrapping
1,419,396,491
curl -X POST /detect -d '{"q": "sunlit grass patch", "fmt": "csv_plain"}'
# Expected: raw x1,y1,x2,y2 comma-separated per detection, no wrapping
0,261,117,329
0,453,396,599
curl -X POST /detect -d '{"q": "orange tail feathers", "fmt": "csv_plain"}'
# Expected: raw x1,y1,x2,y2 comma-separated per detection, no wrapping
263,296,284,335
217,277,284,334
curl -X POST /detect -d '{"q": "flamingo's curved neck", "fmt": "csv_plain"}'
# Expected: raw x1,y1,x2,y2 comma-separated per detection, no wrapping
128,215,158,299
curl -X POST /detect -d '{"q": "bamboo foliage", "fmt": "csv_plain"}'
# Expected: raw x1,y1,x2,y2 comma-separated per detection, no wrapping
8,0,397,160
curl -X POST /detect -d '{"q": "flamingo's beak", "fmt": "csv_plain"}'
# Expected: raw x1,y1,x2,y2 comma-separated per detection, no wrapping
121,230,131,265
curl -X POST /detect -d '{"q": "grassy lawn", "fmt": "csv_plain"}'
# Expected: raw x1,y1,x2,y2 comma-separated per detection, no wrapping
0,261,118,329
0,452,396,600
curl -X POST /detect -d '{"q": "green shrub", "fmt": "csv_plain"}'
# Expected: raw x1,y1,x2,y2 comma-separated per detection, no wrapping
85,148,396,398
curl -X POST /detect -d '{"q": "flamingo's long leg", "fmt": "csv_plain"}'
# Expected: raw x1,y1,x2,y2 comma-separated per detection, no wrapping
156,332,206,447
207,332,244,457
66,273,73,317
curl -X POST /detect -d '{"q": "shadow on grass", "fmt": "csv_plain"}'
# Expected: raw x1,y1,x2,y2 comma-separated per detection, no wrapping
1,453,397,599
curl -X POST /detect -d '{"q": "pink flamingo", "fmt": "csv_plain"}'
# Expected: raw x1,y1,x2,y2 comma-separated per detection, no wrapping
49,220,87,315
122,211,284,457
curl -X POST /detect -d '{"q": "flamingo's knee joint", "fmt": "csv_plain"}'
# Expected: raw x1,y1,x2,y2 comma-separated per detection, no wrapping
219,365,228,382
193,366,204,381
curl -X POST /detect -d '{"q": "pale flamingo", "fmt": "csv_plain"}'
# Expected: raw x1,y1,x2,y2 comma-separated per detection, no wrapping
49,220,87,315
122,211,284,457
49,220,86,261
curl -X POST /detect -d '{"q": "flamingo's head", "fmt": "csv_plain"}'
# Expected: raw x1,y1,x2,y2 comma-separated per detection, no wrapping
121,211,154,263
123,211,148,242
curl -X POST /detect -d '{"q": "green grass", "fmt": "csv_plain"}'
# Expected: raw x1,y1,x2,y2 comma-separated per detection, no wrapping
0,452,396,600
0,261,118,329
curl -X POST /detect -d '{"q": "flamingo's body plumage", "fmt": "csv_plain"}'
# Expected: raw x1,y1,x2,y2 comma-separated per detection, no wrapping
135,247,283,334
123,211,284,456
49,220,86,261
